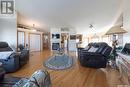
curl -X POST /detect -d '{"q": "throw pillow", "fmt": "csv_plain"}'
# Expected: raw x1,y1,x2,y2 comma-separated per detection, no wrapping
88,46,98,52
84,46,90,50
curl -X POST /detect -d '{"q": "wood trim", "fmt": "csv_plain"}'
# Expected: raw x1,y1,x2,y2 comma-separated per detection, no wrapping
17,31,26,46
16,24,18,52
16,29,18,51
28,33,30,51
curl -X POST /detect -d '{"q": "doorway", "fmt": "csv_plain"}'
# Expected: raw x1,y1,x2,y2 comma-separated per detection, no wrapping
61,33,69,51
29,33,41,52
17,31,25,46
43,33,50,49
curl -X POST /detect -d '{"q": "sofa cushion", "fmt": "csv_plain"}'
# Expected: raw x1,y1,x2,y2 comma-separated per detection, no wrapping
84,46,90,50
88,46,98,52
0,51,14,59
0,42,9,48
101,46,112,57
0,42,13,52
0,47,13,52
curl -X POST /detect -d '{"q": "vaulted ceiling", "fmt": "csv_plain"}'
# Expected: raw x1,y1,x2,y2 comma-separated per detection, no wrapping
16,0,123,34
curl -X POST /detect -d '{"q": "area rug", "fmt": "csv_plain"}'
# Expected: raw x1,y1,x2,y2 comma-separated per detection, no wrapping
44,54,73,70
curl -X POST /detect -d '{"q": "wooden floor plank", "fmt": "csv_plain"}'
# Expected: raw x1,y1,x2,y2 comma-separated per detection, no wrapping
8,50,124,87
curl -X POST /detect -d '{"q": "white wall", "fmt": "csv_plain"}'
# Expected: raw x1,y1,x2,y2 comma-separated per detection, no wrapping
0,17,17,50
123,0,130,44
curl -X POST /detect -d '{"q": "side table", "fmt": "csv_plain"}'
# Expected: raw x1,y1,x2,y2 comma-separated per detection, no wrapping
116,52,130,85
0,62,6,81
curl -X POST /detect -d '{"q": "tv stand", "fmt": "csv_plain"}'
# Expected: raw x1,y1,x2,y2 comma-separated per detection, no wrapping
116,52,130,84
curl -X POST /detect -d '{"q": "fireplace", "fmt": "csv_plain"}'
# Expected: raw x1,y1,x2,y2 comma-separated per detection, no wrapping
52,43,60,50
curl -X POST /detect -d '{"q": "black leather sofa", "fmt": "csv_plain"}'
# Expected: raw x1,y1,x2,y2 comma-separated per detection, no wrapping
77,42,112,68
0,42,20,72
0,42,29,73
0,53,20,73
18,44,29,66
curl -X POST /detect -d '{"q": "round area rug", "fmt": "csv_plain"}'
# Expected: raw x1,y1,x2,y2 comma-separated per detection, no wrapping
44,54,73,70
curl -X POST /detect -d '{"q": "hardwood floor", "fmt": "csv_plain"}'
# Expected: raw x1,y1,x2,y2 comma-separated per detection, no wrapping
8,50,125,87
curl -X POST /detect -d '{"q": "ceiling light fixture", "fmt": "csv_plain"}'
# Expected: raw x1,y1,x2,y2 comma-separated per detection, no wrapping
31,24,37,32
105,26,127,35
31,29,37,32
89,24,93,29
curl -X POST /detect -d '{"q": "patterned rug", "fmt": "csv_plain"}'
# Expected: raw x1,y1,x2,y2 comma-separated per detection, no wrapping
44,54,73,70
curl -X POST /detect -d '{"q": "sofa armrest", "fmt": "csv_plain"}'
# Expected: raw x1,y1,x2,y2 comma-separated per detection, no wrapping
81,52,104,60
80,53,106,62
9,53,19,59
80,51,98,56
79,53,107,68
0,52,20,73
77,47,85,53
77,47,84,50
85,53,104,58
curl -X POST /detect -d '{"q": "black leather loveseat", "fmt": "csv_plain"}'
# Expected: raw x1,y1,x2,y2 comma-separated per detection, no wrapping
0,42,29,73
77,42,112,68
18,44,29,66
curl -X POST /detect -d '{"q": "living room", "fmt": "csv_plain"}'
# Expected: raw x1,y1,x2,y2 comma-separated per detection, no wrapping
0,0,130,87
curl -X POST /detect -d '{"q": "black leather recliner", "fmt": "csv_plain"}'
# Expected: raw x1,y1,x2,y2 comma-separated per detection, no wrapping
0,53,20,72
77,42,112,68
18,44,29,66
0,42,29,73
0,42,20,72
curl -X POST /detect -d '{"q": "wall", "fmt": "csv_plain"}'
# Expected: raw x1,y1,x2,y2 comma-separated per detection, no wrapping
81,31,113,47
81,0,130,46
50,27,77,51
123,0,130,44
50,28,61,51
0,17,17,50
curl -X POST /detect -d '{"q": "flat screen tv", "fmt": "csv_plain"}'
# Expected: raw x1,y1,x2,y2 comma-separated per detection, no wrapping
121,43,130,55
52,34,60,39
70,35,76,40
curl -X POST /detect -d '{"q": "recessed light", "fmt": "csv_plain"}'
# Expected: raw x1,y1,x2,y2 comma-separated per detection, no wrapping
32,29,37,32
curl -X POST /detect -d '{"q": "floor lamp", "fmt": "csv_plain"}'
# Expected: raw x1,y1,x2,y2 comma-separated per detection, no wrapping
105,26,127,67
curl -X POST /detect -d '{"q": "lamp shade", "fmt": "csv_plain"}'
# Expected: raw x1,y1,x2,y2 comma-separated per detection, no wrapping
106,26,127,35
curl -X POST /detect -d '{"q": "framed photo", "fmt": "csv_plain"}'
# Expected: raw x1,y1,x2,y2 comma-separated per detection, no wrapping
70,35,76,40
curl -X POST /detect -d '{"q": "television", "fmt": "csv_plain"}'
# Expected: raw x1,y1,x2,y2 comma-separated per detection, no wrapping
70,35,76,40
52,34,60,39
121,43,130,55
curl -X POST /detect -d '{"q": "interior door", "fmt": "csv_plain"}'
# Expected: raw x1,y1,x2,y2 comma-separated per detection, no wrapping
29,34,41,52
18,31,25,46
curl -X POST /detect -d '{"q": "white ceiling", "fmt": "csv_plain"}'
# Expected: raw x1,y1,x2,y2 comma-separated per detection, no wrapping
16,0,123,34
